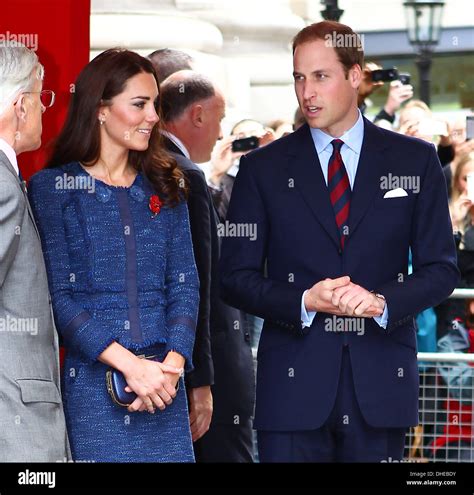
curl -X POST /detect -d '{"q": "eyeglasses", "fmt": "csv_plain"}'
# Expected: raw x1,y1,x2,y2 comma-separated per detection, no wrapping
16,89,55,110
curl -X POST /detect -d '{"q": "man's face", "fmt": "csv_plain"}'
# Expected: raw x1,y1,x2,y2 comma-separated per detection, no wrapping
17,76,43,153
293,39,361,137
196,91,225,163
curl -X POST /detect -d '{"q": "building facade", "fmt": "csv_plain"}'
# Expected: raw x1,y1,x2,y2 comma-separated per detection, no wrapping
91,0,473,125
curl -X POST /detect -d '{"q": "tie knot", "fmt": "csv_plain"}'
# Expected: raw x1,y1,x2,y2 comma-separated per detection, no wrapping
331,139,344,153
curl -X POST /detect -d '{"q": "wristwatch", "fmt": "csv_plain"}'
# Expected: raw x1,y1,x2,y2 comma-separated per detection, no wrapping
371,291,386,304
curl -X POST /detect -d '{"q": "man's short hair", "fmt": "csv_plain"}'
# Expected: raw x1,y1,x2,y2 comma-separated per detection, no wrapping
160,72,215,122
292,21,364,77
0,42,43,116
148,48,194,84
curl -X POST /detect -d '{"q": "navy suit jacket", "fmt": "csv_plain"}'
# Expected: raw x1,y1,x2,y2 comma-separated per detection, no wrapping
220,118,460,431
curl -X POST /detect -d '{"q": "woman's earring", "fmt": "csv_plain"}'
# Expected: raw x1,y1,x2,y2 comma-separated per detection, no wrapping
99,118,105,126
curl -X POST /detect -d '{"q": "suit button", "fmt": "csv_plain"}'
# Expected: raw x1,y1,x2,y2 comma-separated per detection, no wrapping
244,332,251,342
338,248,342,255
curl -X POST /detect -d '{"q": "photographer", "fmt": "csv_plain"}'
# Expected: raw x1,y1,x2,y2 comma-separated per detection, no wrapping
358,62,413,125
208,119,274,221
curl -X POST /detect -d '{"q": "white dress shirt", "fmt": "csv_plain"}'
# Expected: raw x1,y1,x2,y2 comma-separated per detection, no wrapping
300,111,389,329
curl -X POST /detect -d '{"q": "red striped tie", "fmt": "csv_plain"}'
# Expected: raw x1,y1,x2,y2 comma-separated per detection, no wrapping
328,139,351,250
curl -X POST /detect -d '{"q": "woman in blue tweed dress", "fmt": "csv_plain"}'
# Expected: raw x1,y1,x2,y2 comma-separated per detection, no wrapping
28,49,199,462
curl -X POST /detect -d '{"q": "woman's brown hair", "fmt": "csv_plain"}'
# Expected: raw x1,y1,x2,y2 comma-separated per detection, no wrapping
47,48,186,205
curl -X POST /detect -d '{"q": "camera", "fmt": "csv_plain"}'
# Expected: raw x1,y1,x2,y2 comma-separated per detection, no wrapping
371,68,411,85
371,68,398,82
398,73,411,85
232,136,259,152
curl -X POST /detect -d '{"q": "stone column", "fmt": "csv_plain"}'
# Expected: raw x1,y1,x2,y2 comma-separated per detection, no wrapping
181,0,305,123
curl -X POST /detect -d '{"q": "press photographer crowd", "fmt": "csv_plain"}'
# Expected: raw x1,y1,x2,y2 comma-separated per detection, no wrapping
0,17,473,465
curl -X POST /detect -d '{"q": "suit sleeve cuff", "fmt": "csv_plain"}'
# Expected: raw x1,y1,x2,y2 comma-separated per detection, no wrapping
301,290,317,328
373,303,389,329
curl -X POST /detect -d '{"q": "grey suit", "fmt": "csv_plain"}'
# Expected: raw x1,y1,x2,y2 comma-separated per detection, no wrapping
0,151,69,462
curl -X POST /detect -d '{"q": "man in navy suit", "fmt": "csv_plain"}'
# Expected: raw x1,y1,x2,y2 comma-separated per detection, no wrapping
159,70,256,462
219,21,460,462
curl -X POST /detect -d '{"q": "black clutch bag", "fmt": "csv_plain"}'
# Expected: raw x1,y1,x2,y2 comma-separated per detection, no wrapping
106,355,180,407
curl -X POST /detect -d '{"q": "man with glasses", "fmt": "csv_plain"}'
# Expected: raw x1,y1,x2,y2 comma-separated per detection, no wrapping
0,42,69,462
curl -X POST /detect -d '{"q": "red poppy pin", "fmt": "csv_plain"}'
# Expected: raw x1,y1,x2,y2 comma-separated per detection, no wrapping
149,194,163,217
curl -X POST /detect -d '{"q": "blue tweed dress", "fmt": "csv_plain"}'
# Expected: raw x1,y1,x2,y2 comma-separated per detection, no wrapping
28,162,199,462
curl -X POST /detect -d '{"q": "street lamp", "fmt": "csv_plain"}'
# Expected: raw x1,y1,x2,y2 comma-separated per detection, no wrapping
320,0,344,22
403,0,445,106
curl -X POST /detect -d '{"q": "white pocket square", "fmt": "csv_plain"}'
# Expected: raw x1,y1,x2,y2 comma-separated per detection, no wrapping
383,188,408,198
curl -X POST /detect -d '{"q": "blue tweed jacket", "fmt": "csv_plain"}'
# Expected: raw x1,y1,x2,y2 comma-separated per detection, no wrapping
28,162,199,368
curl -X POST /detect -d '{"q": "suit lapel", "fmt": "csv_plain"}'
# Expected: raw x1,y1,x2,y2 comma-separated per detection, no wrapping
19,180,41,240
165,138,222,225
0,149,20,181
285,120,390,250
347,118,390,241
285,124,341,250
0,151,41,240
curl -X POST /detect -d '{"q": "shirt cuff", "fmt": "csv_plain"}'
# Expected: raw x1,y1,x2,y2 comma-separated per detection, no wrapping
373,303,389,329
301,290,317,328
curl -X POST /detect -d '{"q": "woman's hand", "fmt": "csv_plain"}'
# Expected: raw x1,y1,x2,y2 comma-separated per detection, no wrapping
122,358,183,414
162,350,185,391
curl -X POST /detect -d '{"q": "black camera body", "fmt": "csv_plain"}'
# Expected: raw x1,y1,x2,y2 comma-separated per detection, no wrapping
232,136,259,152
371,68,398,82
398,73,411,85
371,68,411,85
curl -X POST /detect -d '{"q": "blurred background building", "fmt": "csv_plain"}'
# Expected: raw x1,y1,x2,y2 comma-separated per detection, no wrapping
90,0,473,126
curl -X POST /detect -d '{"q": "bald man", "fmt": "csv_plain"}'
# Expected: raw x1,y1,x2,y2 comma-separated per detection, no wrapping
160,71,256,462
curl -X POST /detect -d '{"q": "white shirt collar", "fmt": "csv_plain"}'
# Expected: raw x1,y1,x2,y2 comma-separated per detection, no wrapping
161,131,191,160
0,137,20,176
310,110,364,156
